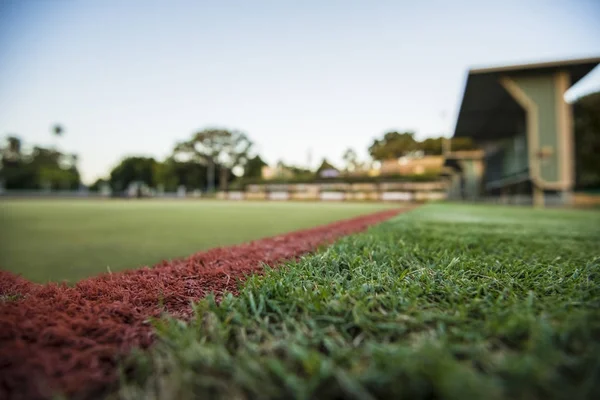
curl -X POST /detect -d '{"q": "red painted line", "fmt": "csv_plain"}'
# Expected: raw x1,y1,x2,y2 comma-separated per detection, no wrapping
0,208,405,399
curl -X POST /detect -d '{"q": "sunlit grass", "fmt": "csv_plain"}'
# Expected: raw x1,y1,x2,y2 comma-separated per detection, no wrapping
0,199,397,283
119,204,600,400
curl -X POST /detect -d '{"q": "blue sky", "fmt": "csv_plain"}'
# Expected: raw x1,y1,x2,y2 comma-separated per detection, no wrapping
1,0,599,184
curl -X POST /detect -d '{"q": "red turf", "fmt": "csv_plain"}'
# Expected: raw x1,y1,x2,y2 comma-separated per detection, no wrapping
0,209,403,399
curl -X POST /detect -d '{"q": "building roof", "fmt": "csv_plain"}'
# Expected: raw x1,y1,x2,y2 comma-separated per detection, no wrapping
453,56,600,140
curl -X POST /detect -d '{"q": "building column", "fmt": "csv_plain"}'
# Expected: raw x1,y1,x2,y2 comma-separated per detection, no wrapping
500,72,575,207
555,71,575,203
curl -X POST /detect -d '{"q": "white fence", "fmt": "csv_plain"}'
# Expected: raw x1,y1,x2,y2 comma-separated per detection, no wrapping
320,192,346,201
268,191,290,201
381,192,413,201
227,191,244,200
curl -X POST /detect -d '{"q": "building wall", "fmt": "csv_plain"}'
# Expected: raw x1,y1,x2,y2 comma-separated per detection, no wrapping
509,74,560,183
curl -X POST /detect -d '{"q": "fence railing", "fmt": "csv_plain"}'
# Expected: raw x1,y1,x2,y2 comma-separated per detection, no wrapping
1,179,450,203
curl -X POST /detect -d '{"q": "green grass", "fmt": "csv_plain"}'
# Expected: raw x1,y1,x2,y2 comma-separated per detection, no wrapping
0,199,397,283
118,204,600,400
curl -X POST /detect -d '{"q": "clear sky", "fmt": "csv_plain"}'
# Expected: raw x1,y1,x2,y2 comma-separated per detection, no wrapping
1,0,599,184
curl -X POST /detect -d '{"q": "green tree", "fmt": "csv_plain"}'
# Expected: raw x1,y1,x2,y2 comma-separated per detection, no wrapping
368,131,417,160
172,160,208,190
153,158,179,191
419,137,477,155
244,155,267,178
157,158,208,191
420,137,443,155
97,156,212,193
89,178,107,192
175,128,253,191
369,131,476,158
0,136,80,190
449,137,476,152
109,156,158,192
0,136,29,188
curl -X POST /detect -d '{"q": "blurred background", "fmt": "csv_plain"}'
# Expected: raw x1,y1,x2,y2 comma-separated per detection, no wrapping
0,0,599,205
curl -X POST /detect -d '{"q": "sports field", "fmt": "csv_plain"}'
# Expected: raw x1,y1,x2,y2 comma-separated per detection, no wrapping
0,200,398,283
120,203,600,399
2,203,600,399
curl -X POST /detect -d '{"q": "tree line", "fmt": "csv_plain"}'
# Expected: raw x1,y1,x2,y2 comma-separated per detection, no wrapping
2,91,599,192
0,127,471,192
92,153,269,193
0,125,80,190
94,131,477,192
91,129,267,193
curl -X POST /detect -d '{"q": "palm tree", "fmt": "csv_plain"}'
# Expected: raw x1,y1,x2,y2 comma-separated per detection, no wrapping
51,124,64,150
52,124,63,137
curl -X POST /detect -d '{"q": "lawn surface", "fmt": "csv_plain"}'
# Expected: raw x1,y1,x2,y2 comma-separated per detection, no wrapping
0,199,398,283
119,203,600,400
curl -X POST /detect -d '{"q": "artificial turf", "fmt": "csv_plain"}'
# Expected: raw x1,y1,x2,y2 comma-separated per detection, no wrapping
118,203,600,400
0,199,398,283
